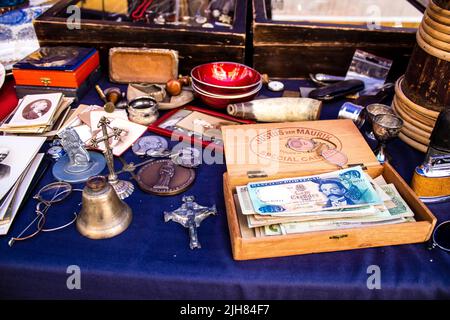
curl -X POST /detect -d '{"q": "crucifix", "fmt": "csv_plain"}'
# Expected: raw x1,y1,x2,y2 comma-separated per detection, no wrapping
90,116,134,199
164,196,216,249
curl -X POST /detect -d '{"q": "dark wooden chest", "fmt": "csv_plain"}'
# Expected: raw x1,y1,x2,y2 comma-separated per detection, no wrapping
33,0,248,75
252,0,426,80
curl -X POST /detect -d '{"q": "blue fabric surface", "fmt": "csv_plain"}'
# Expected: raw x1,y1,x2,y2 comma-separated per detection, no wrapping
0,76,449,300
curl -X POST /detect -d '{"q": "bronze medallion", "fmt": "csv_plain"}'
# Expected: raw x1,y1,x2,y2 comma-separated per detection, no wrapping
136,159,195,196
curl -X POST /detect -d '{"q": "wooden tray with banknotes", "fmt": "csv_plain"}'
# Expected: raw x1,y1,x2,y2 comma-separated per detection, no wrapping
221,120,436,260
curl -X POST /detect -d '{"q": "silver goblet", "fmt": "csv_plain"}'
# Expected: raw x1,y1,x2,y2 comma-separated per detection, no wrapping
365,103,395,140
372,114,404,164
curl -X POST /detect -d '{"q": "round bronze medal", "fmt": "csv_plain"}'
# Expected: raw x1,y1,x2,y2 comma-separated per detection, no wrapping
136,159,195,196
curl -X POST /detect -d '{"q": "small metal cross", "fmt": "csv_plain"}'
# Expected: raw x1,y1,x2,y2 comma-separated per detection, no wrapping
164,196,216,249
89,116,134,199
89,117,124,183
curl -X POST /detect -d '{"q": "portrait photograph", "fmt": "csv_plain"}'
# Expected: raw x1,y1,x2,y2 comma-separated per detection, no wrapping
6,92,63,127
317,178,355,208
21,99,52,120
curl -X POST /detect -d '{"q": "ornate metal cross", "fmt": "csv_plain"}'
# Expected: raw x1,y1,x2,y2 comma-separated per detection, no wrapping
89,116,134,199
164,196,216,249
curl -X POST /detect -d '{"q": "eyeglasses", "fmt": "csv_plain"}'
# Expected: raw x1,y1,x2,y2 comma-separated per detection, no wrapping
429,221,450,252
8,181,81,247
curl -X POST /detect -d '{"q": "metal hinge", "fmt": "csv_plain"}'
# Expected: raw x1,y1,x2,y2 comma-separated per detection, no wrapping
247,170,268,179
347,163,368,170
40,77,51,86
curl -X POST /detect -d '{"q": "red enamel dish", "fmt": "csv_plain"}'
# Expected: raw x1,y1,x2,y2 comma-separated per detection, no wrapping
192,82,262,109
191,62,262,95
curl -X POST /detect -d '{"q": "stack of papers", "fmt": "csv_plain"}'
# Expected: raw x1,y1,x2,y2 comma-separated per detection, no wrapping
0,93,73,137
0,136,46,235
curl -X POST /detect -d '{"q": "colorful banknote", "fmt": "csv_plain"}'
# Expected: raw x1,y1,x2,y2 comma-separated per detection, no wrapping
247,166,382,215
264,184,416,236
380,184,415,218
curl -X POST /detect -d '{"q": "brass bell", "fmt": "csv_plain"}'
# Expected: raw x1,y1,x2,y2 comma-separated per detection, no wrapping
77,176,132,239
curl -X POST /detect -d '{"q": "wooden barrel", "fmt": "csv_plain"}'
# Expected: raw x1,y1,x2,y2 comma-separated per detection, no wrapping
430,0,450,11
403,0,450,112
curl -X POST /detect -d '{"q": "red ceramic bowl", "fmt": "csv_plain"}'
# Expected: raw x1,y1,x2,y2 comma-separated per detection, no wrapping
192,77,262,96
192,81,262,99
192,83,261,109
191,62,262,95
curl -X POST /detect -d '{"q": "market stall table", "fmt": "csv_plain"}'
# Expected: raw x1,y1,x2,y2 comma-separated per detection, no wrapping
0,76,449,299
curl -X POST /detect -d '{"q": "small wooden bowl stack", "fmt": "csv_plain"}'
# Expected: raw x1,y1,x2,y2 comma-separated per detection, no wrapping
392,0,450,152
393,76,440,152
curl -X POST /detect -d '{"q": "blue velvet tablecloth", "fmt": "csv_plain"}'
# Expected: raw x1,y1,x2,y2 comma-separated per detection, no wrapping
0,77,449,300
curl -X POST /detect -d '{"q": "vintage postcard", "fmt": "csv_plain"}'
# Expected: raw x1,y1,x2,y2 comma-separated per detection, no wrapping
57,104,103,134
89,109,128,129
175,110,239,139
88,117,147,156
72,124,94,144
5,93,63,127
1,97,73,135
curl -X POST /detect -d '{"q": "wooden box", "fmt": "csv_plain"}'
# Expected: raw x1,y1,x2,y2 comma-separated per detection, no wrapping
12,47,99,88
252,0,426,79
221,120,436,260
33,0,248,75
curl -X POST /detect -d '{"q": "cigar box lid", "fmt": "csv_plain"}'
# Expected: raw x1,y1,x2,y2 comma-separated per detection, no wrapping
222,119,382,183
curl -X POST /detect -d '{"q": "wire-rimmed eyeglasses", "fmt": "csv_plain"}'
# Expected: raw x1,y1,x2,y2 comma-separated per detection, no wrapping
8,181,81,247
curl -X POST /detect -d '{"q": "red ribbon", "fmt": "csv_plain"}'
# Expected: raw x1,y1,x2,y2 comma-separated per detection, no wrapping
131,0,154,21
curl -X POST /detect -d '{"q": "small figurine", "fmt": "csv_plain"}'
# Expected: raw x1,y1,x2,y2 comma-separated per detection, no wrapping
164,196,216,249
60,128,91,169
154,160,176,190
52,127,106,183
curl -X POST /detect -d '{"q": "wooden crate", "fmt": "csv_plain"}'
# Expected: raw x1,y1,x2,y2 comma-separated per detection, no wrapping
33,0,248,75
252,0,426,79
222,119,384,185
221,120,436,260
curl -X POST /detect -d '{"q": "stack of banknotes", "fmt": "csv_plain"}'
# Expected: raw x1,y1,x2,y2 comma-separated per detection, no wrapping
234,166,416,237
